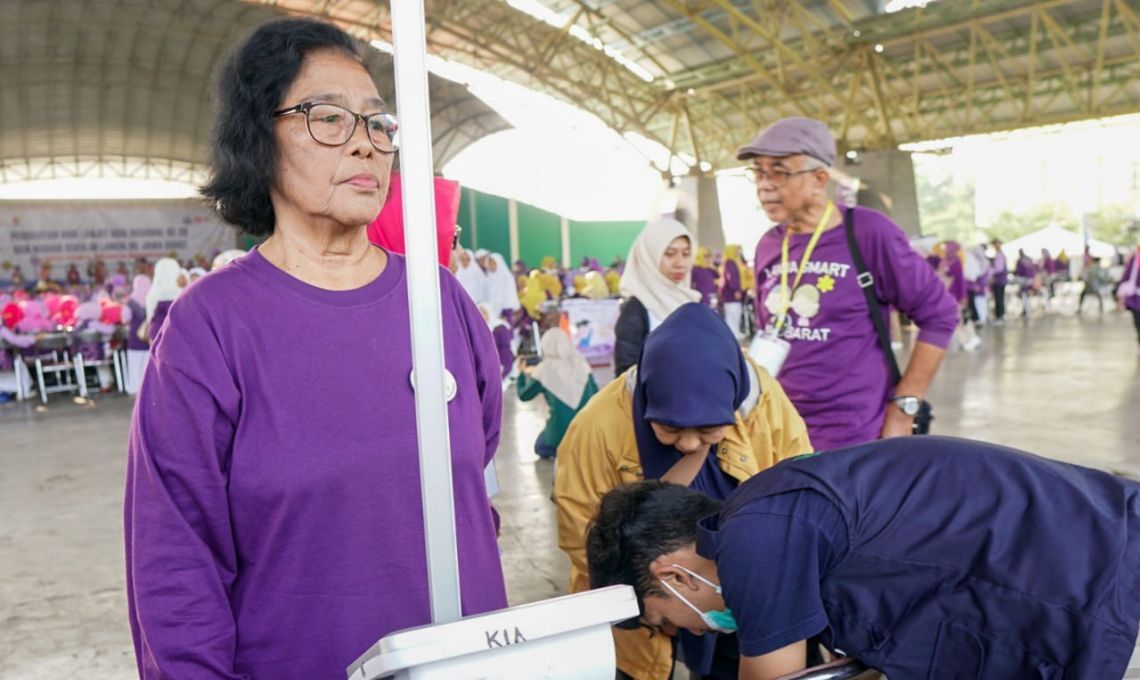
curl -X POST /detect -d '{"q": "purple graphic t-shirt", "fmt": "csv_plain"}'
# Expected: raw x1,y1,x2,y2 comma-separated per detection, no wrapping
754,206,958,450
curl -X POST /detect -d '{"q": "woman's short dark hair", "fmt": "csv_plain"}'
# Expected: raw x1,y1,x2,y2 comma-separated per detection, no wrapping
586,481,721,627
201,18,363,236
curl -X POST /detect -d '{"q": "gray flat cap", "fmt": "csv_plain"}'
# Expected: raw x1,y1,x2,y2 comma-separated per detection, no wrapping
737,117,836,166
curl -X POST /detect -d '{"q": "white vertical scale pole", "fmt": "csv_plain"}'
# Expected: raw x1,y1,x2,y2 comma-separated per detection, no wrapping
390,1,463,624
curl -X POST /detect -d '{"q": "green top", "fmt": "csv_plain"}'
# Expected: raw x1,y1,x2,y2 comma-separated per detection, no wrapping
517,371,599,450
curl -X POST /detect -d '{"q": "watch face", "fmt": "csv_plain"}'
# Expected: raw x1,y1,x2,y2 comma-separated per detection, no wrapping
897,397,920,416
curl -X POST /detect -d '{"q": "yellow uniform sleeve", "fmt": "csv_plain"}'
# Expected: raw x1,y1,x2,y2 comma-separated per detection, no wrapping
552,385,675,680
553,397,623,593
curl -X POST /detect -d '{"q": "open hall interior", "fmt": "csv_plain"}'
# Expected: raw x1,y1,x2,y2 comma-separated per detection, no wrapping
2,1,1139,679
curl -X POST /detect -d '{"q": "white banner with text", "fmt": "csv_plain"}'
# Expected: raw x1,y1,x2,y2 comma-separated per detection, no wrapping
0,200,232,280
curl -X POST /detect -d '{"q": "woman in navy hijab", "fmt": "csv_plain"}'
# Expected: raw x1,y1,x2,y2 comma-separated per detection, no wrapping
556,303,812,680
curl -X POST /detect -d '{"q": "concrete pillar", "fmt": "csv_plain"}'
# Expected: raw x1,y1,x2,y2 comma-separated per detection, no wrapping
560,215,571,268
841,149,921,236
676,174,725,250
467,188,479,248
508,198,519,263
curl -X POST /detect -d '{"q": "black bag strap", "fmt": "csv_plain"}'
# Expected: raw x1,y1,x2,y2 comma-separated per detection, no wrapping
843,207,903,386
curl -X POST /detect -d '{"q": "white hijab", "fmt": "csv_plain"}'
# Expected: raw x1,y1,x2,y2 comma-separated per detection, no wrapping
965,245,989,281
485,252,521,314
455,249,487,305
532,328,592,408
619,218,700,321
146,257,184,322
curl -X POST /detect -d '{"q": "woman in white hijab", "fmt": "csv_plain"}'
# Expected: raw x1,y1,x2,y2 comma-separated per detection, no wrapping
517,328,599,458
144,257,185,342
123,274,152,395
484,252,521,318
612,217,699,376
455,249,488,305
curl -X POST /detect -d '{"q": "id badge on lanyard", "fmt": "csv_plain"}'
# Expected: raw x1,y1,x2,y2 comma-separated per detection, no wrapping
748,328,791,377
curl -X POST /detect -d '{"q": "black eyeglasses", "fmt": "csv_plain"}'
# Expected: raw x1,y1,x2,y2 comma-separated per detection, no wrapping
745,166,818,187
273,102,399,154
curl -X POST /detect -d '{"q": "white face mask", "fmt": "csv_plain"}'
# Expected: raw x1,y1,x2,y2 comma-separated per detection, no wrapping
658,564,738,634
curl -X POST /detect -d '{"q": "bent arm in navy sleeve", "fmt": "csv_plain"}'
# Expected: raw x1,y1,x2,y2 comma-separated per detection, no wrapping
715,491,845,658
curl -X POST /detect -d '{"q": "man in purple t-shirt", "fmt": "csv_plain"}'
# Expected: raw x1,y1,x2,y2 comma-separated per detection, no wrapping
739,117,958,451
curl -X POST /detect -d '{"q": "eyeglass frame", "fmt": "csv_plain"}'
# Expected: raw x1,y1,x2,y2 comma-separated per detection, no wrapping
272,101,398,154
744,164,823,188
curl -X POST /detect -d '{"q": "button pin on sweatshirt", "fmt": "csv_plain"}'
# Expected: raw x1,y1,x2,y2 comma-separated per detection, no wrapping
409,369,458,402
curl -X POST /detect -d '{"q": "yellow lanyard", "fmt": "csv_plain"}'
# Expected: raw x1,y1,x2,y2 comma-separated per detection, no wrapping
775,201,835,331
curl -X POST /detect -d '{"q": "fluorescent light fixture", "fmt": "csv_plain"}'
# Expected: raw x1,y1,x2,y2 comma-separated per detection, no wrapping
884,0,939,12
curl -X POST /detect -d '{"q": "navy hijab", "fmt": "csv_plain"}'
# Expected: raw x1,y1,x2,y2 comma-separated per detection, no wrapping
633,302,751,675
632,302,751,482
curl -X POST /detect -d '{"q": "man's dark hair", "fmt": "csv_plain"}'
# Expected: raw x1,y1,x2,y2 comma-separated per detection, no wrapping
586,481,720,628
201,18,364,236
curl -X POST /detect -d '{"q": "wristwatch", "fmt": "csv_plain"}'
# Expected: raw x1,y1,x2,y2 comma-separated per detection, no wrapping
893,396,922,417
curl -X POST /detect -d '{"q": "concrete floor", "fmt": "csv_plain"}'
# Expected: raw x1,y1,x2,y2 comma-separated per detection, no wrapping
1,313,1137,679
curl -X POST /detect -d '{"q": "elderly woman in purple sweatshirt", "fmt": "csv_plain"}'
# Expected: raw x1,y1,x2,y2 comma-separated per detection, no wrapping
124,19,507,679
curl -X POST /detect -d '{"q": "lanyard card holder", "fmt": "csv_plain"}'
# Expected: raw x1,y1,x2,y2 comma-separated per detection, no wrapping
748,328,791,377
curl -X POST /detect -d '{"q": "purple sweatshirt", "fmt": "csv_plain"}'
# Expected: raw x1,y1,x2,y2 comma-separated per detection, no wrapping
126,299,149,351
943,258,967,303
1122,254,1140,312
147,300,172,343
754,207,958,450
492,324,513,379
125,248,507,679
720,260,743,303
1015,257,1037,279
690,266,718,305
990,251,1009,286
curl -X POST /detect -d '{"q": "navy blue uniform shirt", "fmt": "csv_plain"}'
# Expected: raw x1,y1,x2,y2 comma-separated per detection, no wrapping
699,437,1140,679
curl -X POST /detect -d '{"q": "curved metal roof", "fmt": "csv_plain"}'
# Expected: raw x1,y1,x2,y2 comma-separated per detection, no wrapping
0,0,509,183
2,0,1136,180
263,0,1140,169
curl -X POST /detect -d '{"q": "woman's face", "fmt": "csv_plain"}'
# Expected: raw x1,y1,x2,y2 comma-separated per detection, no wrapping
487,257,498,273
659,236,693,283
271,51,395,231
650,422,730,456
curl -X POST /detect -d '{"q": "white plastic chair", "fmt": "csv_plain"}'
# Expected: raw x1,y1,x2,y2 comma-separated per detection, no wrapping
0,337,31,401
31,333,87,404
73,329,125,394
